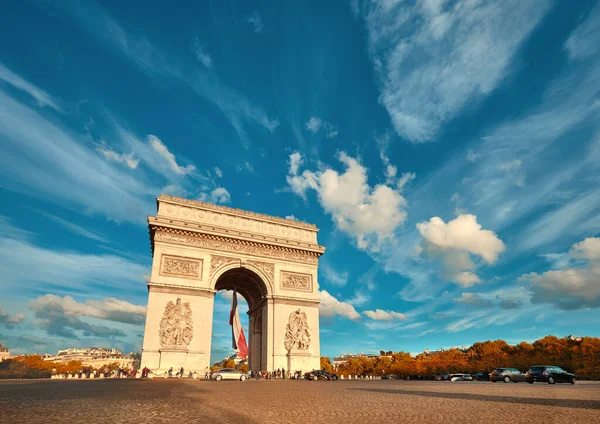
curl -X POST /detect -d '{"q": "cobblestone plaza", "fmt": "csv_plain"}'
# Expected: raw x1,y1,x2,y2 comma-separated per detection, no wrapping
1,379,599,423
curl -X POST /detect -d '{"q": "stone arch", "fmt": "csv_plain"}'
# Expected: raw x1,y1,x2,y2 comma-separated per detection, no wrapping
209,260,274,308
140,195,324,375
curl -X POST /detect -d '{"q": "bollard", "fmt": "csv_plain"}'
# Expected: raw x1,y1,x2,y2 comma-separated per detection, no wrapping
99,373,104,378
89,374,94,379
340,375,344,380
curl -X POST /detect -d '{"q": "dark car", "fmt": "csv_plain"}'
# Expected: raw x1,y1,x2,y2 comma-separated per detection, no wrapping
435,372,452,381
304,370,338,381
525,366,576,384
473,372,489,381
489,368,525,383
382,374,398,379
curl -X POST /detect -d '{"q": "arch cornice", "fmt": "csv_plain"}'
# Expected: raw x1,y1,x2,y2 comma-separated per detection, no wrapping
150,223,323,265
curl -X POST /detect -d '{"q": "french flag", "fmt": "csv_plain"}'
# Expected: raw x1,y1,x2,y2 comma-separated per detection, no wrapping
229,287,248,359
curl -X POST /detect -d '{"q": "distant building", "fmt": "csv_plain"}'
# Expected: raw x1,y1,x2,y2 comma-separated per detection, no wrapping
333,353,379,368
43,347,140,369
0,344,9,362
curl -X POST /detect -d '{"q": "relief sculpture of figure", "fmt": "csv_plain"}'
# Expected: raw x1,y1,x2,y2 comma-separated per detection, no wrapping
284,309,310,351
159,298,194,347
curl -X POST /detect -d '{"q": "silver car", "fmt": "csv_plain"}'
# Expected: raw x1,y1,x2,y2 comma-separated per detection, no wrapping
210,368,247,381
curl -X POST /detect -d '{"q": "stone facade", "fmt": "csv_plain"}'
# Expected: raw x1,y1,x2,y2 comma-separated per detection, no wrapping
0,344,9,362
140,195,325,374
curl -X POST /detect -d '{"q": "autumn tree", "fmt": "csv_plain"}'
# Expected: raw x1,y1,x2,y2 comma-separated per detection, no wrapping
320,357,334,373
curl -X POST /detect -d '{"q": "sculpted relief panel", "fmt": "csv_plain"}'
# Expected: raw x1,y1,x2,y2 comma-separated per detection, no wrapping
280,271,312,292
247,260,274,284
159,298,194,348
160,255,202,279
284,309,311,351
209,255,238,278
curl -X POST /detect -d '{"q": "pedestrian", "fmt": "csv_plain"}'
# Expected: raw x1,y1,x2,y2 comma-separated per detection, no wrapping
180,367,184,378
168,367,173,378
282,367,286,380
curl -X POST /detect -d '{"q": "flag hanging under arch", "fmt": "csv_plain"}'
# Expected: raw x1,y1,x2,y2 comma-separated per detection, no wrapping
229,287,248,359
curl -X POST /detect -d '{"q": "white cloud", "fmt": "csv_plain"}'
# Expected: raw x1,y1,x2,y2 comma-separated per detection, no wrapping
319,290,360,321
214,167,223,178
521,237,600,310
320,262,349,287
363,0,551,142
0,308,25,329
363,309,406,321
0,62,62,111
453,272,482,288
305,117,322,133
454,292,490,306
97,143,139,169
285,215,297,221
148,135,196,176
199,187,231,204
192,37,212,68
245,11,264,33
304,117,338,138
30,294,146,325
417,214,505,286
498,159,522,172
570,237,600,260
287,152,408,250
235,161,254,174
29,294,145,339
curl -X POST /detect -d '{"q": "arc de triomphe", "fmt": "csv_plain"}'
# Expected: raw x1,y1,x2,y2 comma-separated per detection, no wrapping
140,195,325,374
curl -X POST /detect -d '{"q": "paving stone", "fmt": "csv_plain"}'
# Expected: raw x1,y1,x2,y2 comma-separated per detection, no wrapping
0,379,599,423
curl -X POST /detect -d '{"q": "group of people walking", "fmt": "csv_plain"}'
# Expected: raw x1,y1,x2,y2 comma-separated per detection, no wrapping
250,368,299,379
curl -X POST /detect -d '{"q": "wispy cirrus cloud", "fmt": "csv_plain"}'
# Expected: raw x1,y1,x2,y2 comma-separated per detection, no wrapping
0,62,62,111
0,217,149,299
52,0,279,148
362,0,551,142
245,11,264,33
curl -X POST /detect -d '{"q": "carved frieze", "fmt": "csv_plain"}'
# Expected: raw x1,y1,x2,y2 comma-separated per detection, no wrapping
159,298,193,348
154,230,319,265
247,260,274,284
159,194,318,230
281,271,312,292
210,255,238,277
284,309,310,351
160,255,201,279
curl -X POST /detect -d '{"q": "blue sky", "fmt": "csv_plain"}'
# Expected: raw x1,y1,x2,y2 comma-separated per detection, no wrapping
1,0,599,362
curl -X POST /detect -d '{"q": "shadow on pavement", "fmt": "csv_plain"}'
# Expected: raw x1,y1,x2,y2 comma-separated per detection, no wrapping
351,388,600,411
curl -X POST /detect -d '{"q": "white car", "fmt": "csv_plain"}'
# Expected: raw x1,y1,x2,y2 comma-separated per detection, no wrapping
210,368,247,381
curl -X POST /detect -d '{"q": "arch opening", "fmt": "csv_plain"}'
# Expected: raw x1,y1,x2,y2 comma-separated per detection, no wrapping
210,267,269,372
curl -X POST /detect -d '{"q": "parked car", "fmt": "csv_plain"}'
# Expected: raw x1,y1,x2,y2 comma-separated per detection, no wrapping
489,368,526,383
525,366,576,384
210,368,247,381
473,372,489,381
450,373,473,381
435,372,452,381
304,370,338,381
382,374,398,379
